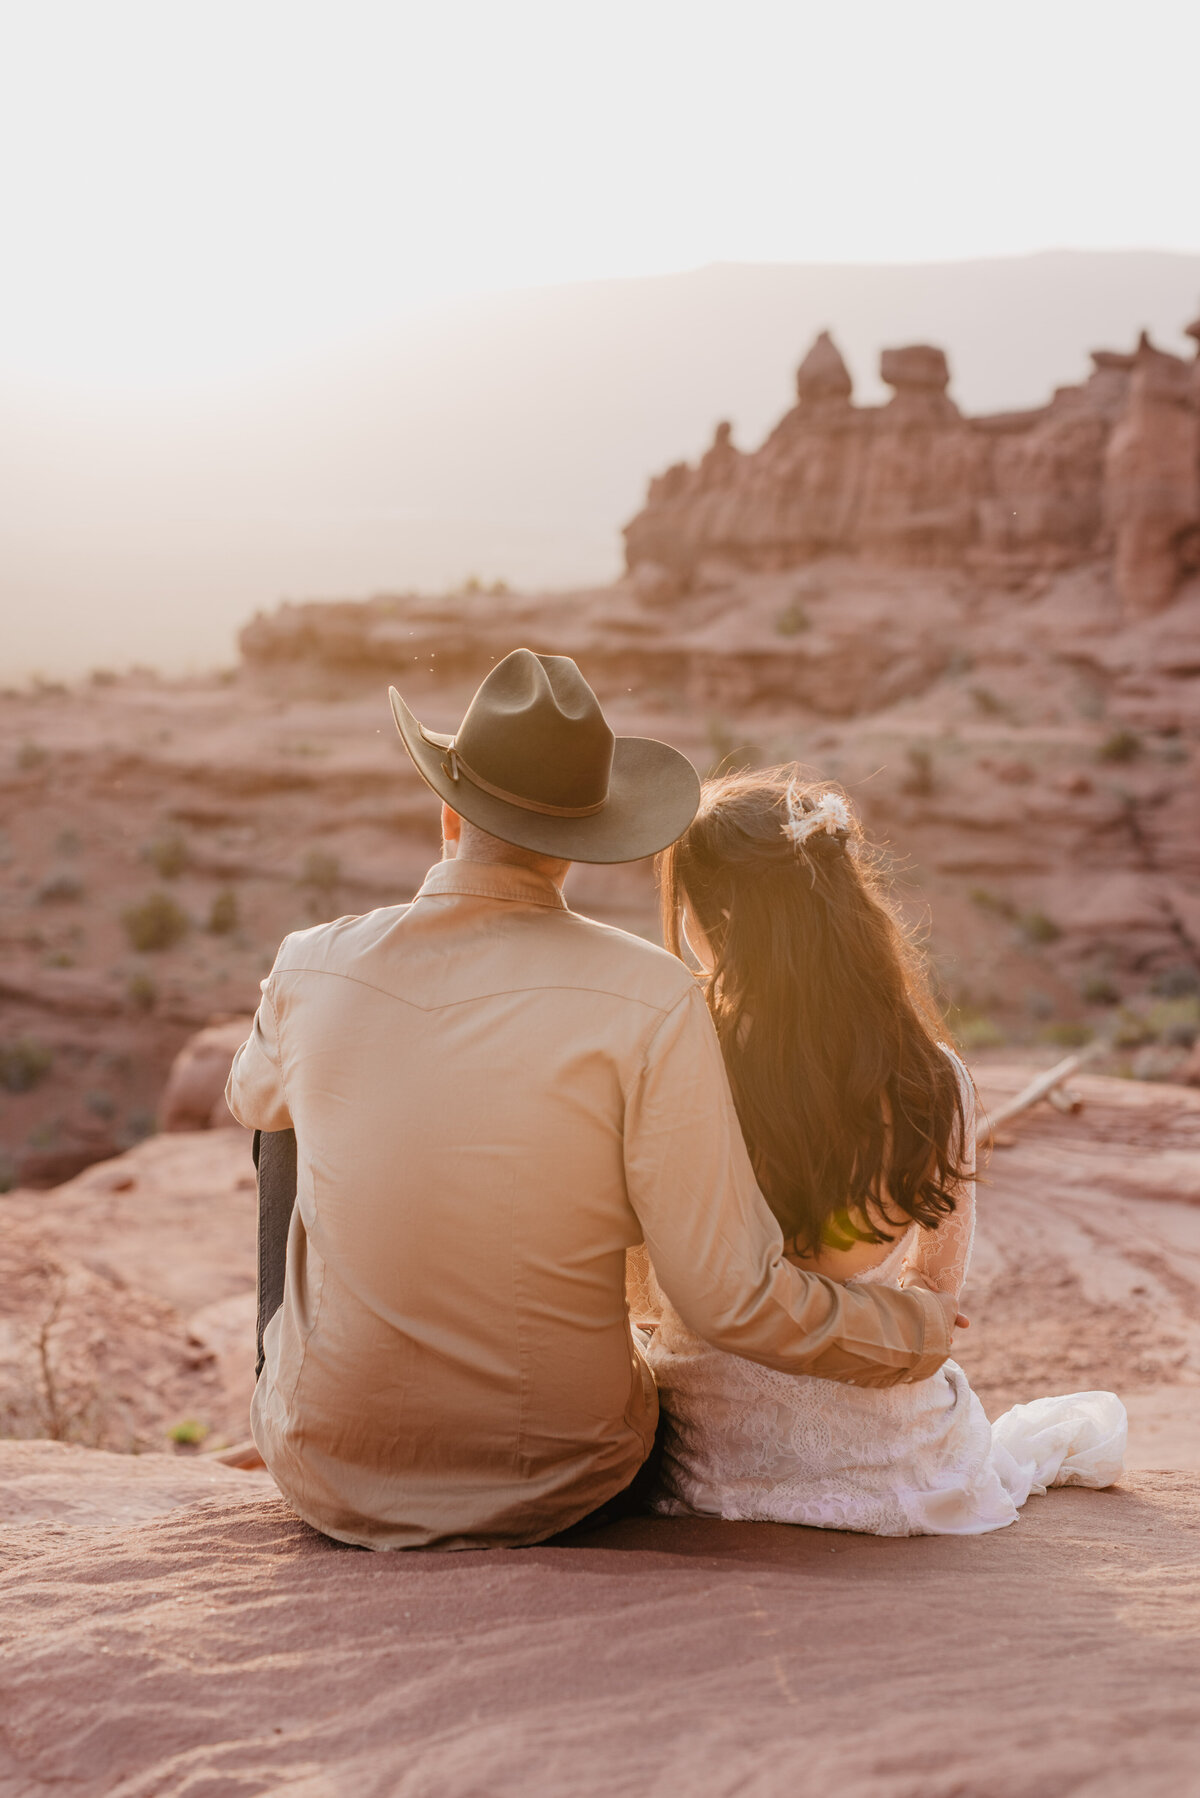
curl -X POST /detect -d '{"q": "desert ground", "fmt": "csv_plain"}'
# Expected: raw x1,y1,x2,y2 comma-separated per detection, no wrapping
2,1060,1199,1795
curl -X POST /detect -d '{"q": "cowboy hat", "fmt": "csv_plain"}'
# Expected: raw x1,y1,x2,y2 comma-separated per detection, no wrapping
388,648,700,863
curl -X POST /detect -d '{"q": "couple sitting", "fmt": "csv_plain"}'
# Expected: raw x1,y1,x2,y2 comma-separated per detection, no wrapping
228,649,1125,1549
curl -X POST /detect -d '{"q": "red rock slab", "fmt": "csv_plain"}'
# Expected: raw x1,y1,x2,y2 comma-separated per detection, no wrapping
0,1441,1197,1797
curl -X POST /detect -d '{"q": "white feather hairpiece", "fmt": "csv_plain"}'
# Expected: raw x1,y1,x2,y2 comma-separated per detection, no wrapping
782,783,852,850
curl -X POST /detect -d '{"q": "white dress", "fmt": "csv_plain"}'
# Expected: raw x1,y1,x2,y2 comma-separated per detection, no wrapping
643,1058,1127,1537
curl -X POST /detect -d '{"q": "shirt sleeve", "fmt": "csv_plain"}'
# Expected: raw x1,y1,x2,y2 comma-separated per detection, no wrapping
226,977,292,1132
623,985,955,1388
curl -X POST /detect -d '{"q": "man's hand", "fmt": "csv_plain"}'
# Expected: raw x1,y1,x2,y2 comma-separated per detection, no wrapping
901,1270,969,1330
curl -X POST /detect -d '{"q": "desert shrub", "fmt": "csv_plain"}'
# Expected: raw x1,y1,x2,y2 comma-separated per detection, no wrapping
1111,1009,1154,1049
948,1011,1005,1051
167,1418,210,1446
122,892,188,951
299,849,340,893
120,1109,156,1147
89,667,118,686
1081,974,1121,1006
1019,909,1061,945
143,833,188,879
1039,1021,1094,1048
1024,987,1055,1020
969,685,1005,716
85,1090,116,1119
0,1038,53,1093
207,888,239,935
900,745,934,797
55,829,81,855
43,950,74,968
969,886,1016,918
1097,728,1140,764
0,1151,15,1194
126,971,158,1011
35,871,84,904
1150,965,1200,1000
703,720,760,777
775,599,811,637
16,741,47,771
1146,997,1200,1046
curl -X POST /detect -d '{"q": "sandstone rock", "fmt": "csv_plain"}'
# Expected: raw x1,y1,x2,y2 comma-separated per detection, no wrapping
795,329,853,404
1104,333,1200,616
622,313,1200,595
630,559,684,605
159,1016,254,1132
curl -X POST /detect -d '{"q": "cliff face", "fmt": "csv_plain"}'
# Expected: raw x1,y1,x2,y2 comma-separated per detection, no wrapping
623,319,1200,617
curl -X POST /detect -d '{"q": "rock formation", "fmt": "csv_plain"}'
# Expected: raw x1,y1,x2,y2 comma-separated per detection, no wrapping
624,315,1200,617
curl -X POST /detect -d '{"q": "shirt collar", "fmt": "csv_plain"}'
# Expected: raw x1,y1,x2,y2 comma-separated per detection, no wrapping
414,859,569,911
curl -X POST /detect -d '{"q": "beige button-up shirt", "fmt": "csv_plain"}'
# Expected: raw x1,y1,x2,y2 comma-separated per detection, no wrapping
227,859,954,1550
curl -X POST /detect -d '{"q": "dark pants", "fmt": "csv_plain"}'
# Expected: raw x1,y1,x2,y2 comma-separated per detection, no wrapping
252,1128,665,1525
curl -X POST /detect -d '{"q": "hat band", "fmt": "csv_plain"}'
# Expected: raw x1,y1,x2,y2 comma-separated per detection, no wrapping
442,741,609,818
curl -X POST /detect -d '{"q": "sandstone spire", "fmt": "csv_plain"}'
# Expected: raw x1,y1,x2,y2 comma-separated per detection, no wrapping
795,330,852,404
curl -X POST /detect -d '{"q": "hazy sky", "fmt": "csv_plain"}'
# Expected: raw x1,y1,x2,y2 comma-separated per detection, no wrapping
2,0,1198,394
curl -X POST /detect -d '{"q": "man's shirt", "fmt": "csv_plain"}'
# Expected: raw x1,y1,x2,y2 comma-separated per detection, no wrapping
227,859,954,1550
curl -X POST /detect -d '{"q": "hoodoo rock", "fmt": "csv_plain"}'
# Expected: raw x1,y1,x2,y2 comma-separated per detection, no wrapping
1104,334,1200,616
623,315,1200,613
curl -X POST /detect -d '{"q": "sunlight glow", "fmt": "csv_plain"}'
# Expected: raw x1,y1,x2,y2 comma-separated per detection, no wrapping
1,0,1197,392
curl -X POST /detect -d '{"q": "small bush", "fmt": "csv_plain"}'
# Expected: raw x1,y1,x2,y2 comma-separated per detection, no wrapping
121,1109,156,1146
1097,728,1141,764
144,833,188,879
126,971,157,1011
85,1090,116,1119
951,1012,1006,1051
1111,1009,1154,1049
0,1151,15,1195
969,886,1016,919
900,746,934,797
1039,1021,1094,1048
16,741,47,771
167,1418,210,1446
0,1038,53,1093
775,599,812,637
35,871,84,904
299,849,340,893
1081,974,1121,1006
207,888,239,935
969,685,1005,716
1019,909,1061,946
1150,965,1200,1000
89,668,118,687
1146,997,1200,1045
55,829,81,855
122,892,188,952
43,949,74,968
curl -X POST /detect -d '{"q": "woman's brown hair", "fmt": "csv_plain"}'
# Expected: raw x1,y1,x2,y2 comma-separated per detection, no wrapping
657,766,969,1258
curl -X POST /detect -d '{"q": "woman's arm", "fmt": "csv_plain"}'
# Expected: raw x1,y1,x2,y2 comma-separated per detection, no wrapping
900,1048,976,1298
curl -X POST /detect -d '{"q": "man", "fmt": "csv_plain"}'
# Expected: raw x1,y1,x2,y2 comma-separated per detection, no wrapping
228,649,957,1550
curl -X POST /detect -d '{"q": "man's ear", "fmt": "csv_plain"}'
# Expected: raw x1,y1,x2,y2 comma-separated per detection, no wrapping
441,803,463,857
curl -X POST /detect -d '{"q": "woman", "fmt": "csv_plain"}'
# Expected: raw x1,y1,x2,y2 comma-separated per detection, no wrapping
641,766,1125,1536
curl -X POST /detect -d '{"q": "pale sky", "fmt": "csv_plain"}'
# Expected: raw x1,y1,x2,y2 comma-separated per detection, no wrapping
2,0,1198,395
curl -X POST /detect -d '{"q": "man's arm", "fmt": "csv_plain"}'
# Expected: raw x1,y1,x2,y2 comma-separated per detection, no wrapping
226,981,291,1131
624,986,956,1388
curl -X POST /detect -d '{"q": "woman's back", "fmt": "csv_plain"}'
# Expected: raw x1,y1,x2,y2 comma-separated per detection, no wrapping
644,766,1126,1535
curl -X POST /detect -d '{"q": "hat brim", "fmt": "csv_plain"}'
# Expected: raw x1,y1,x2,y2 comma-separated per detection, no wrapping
388,687,700,864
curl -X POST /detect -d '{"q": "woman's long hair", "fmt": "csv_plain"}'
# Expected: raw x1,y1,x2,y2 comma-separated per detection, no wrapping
657,766,970,1258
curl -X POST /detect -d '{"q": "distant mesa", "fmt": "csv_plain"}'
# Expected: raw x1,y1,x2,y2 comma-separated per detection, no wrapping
624,312,1200,617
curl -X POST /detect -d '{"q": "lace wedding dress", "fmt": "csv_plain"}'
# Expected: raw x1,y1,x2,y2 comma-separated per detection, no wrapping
642,1054,1127,1536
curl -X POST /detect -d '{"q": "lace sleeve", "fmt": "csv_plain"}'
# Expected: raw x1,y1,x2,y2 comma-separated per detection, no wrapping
900,1047,976,1298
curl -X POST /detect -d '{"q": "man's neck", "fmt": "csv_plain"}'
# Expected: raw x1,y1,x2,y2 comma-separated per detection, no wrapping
445,827,570,891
